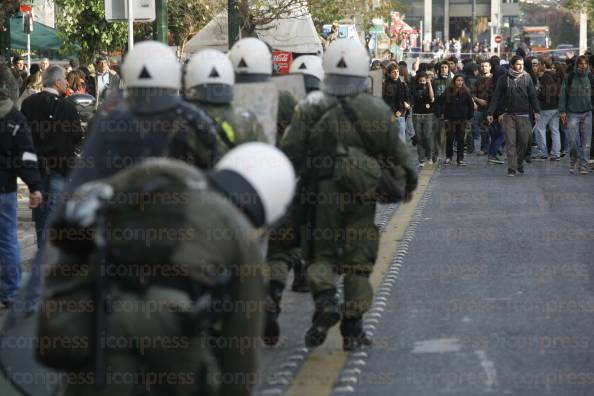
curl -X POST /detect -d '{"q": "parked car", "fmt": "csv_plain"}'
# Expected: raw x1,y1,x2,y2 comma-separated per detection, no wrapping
554,44,576,60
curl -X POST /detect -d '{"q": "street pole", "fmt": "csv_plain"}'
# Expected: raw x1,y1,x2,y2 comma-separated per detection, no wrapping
154,0,168,44
228,0,240,49
27,33,31,70
471,0,476,45
127,0,134,50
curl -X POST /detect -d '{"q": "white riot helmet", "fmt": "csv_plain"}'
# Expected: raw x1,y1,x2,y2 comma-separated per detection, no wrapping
209,142,296,227
322,39,370,96
228,38,272,83
185,49,235,104
290,55,324,93
122,41,180,90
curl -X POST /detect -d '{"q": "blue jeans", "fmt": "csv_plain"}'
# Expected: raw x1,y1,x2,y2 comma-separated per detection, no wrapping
533,109,560,157
0,193,21,303
567,111,592,167
396,116,407,143
488,122,504,157
27,174,66,311
32,174,66,248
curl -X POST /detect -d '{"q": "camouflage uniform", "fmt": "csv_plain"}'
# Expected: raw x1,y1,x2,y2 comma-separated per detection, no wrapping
199,102,267,156
42,162,266,396
281,90,417,348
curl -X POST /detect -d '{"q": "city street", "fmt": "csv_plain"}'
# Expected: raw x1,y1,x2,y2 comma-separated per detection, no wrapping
254,155,594,396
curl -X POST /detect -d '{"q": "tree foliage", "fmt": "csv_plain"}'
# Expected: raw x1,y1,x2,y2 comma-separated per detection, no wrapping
55,0,128,64
0,0,21,26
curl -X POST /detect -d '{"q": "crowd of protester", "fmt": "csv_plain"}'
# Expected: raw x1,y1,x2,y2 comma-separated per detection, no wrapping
378,49,594,176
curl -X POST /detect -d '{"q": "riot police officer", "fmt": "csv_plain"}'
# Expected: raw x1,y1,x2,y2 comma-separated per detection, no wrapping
263,55,325,345
39,143,296,396
289,55,325,94
228,37,281,144
281,39,418,351
184,49,267,156
68,40,219,189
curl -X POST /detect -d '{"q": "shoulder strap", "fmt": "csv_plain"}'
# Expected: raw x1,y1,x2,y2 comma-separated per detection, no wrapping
339,98,376,156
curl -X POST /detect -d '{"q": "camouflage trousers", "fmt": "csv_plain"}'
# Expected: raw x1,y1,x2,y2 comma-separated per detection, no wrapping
301,180,379,319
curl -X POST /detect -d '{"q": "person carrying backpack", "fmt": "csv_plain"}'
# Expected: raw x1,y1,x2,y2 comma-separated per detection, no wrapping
37,144,296,396
282,39,417,351
487,55,541,176
559,55,593,174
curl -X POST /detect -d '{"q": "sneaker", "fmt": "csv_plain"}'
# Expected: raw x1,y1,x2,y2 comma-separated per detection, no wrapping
517,165,524,174
569,163,577,174
580,167,589,175
477,150,487,156
457,160,468,166
419,161,425,167
561,151,567,158
488,156,504,164
427,159,434,165
532,155,548,160
507,169,516,177
445,158,451,165
550,156,561,161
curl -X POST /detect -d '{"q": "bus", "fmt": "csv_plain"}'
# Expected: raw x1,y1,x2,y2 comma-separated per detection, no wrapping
521,26,550,53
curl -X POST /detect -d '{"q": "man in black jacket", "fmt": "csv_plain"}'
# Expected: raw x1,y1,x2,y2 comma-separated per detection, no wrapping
532,59,561,160
487,55,541,176
0,66,42,308
383,62,410,143
20,65,83,246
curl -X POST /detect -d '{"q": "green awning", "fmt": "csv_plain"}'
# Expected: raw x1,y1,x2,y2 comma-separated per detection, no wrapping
10,16,62,52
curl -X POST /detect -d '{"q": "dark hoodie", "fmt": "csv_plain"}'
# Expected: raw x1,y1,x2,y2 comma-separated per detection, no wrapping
559,67,592,114
535,70,560,111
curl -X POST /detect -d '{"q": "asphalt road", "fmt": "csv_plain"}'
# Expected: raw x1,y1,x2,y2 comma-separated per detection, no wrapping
256,154,594,396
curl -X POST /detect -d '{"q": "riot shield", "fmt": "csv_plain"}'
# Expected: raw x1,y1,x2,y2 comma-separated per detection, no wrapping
233,82,279,145
367,69,384,97
272,74,306,102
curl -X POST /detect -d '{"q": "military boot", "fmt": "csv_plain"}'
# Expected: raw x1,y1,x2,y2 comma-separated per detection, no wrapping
304,290,341,348
340,317,372,351
263,281,285,346
291,259,309,293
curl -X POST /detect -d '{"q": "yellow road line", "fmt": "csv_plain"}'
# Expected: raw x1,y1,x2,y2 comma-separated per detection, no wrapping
285,167,435,396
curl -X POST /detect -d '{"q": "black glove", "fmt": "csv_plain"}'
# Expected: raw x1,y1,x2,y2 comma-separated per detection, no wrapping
411,134,418,146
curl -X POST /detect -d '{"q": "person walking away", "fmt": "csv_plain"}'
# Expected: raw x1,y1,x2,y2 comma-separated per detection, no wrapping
559,55,593,174
0,66,42,308
532,61,561,161
20,65,82,246
412,72,435,166
282,39,418,351
487,55,541,176
441,75,474,166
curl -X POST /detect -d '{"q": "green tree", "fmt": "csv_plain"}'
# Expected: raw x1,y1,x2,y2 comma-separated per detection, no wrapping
55,0,128,65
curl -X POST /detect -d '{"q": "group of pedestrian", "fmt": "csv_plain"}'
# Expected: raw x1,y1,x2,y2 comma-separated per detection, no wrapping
380,51,594,176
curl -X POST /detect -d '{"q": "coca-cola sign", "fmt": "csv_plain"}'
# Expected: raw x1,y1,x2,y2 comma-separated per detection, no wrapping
272,50,293,74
